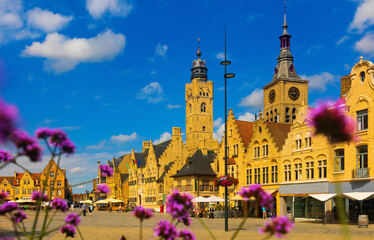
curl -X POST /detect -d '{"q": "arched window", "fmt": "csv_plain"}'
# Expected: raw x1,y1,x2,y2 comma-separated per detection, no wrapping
202,126,205,131
360,71,365,82
201,103,206,112
200,92,202,96
285,107,290,123
274,109,278,122
266,112,269,121
292,108,297,122
189,104,192,113
270,110,273,122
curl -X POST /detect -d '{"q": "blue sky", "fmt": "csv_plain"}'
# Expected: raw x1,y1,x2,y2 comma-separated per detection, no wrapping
1,0,374,193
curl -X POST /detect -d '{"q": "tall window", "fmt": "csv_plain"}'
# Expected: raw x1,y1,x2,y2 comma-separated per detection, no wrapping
295,139,302,149
57,190,61,196
50,172,54,178
4,182,7,187
57,181,62,186
254,168,261,184
233,144,239,156
356,145,368,169
357,109,368,131
305,137,312,147
24,180,26,185
216,161,219,173
306,162,314,180
284,164,291,181
285,107,290,123
254,147,260,158
271,166,278,183
28,189,32,194
262,167,269,184
27,180,30,185
16,188,19,194
334,149,345,172
318,160,327,179
295,163,302,181
22,188,26,194
201,103,206,113
262,145,269,157
50,181,54,186
246,169,252,185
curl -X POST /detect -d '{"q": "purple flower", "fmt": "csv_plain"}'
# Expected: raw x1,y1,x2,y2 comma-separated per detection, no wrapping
60,225,76,238
0,150,13,163
132,206,154,221
166,190,193,223
49,129,67,146
97,184,110,194
59,139,76,156
11,210,28,223
177,214,191,226
11,130,42,162
154,220,178,240
0,237,15,240
306,98,357,143
51,198,68,212
31,191,48,202
238,184,273,209
100,165,113,177
259,216,294,238
178,229,196,240
0,192,9,202
65,213,81,226
0,99,18,144
0,202,18,215
35,128,53,139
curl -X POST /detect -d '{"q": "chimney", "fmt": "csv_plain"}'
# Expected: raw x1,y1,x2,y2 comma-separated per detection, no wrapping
172,127,181,141
142,141,150,152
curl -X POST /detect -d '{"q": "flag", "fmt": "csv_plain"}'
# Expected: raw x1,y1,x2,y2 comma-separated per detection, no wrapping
126,164,129,169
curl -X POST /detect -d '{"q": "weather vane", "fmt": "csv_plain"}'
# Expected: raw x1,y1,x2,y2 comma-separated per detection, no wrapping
283,1,287,14
198,38,200,47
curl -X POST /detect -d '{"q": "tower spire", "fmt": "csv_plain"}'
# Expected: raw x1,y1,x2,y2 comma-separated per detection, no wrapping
191,38,207,81
196,38,201,59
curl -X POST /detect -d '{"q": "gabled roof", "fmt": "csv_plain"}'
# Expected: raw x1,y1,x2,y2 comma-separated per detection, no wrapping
134,149,149,168
120,173,129,184
0,177,14,186
235,120,253,148
153,139,172,160
114,155,124,168
172,150,216,178
157,161,175,182
14,172,40,185
265,122,292,150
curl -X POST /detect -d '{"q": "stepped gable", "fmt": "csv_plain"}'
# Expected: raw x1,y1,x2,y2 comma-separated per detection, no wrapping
114,155,124,168
235,120,253,148
157,161,175,182
265,122,292,150
153,139,172,160
172,150,216,177
120,173,129,184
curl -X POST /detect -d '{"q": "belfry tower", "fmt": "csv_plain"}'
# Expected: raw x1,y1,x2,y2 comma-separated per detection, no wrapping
263,11,309,123
185,41,214,155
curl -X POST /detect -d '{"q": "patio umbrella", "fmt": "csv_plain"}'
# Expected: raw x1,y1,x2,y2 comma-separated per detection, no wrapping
206,196,225,202
95,199,108,204
105,198,123,203
192,196,210,203
80,200,92,204
16,199,27,203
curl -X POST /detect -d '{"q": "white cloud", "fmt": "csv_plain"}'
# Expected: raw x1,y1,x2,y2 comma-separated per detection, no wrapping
86,140,107,150
43,118,58,124
167,103,181,109
0,0,23,29
70,167,87,174
216,52,225,61
354,32,374,56
26,8,73,33
0,12,23,29
59,126,82,131
136,82,164,103
336,36,349,46
155,43,168,58
86,0,133,19
349,0,374,32
238,112,255,121
238,88,263,109
213,117,222,128
344,64,351,71
300,72,338,91
154,132,171,144
110,132,137,143
213,123,224,142
77,185,86,189
94,95,102,99
22,30,126,73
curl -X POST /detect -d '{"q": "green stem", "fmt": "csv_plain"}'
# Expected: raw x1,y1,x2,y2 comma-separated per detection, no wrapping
0,161,10,170
76,226,85,240
261,234,273,240
140,220,143,240
44,210,58,231
230,217,247,240
196,217,216,240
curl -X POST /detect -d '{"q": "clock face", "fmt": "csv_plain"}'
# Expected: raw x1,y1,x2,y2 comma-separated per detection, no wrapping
288,87,300,101
269,89,276,103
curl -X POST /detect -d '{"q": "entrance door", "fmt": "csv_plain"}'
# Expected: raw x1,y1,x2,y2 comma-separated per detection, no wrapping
139,195,142,206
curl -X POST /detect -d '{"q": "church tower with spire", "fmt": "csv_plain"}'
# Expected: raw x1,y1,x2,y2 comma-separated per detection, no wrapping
185,41,214,155
263,11,309,123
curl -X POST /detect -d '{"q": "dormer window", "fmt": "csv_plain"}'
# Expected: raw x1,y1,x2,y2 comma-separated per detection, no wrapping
360,71,365,82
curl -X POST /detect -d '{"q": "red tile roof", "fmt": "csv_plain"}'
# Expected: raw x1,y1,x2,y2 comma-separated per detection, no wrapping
265,122,292,150
235,120,253,148
0,177,14,186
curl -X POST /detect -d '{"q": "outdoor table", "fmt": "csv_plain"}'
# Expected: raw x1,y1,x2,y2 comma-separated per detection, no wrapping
307,213,335,222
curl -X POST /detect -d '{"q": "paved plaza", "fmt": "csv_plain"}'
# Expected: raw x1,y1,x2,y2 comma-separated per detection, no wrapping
1,211,374,240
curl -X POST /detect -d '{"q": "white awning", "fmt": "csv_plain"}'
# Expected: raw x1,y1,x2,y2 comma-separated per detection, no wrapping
341,192,374,201
308,194,337,202
192,196,210,203
206,196,225,202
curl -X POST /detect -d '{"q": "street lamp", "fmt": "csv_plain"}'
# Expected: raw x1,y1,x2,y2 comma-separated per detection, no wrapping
220,25,235,232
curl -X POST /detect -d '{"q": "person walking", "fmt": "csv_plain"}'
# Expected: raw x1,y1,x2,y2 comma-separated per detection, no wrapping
89,204,93,217
262,207,267,219
119,205,122,213
82,203,87,216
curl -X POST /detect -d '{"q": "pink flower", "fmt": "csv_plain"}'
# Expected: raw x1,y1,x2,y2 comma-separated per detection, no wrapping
178,229,196,240
259,216,294,238
49,129,67,146
59,139,76,156
0,99,18,144
100,165,113,177
154,220,178,240
0,192,9,202
51,198,68,212
11,130,42,162
0,202,18,215
0,150,13,163
31,191,48,202
60,225,76,238
65,213,81,226
166,190,193,224
132,206,154,221
239,184,273,209
306,98,357,143
35,128,53,139
97,184,110,194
